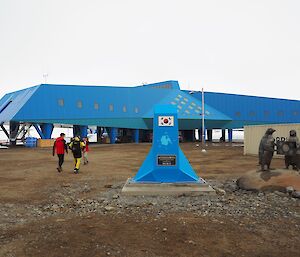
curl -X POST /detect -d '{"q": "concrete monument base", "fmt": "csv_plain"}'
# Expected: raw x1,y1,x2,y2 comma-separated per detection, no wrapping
121,178,216,196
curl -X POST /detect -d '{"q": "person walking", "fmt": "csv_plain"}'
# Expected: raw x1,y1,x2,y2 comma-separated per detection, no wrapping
83,137,89,165
53,133,68,172
69,136,85,174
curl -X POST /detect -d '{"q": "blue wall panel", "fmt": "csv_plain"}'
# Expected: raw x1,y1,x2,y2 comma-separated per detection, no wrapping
190,91,300,128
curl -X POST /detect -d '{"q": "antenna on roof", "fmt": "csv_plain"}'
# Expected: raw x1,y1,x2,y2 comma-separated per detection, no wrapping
42,73,48,84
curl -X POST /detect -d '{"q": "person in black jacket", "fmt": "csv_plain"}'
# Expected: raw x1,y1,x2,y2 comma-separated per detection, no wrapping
69,136,85,174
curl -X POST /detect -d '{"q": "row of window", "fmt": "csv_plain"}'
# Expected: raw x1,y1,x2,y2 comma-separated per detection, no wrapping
235,111,299,117
57,99,139,113
57,98,299,117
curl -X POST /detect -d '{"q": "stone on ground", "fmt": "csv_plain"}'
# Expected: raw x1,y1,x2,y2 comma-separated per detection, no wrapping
237,169,300,192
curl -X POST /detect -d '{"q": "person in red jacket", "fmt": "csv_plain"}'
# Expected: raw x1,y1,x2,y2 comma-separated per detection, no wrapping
53,133,68,172
83,137,89,165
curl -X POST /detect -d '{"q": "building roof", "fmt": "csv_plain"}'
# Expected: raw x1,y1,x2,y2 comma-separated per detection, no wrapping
0,81,231,130
189,91,300,128
1,81,299,129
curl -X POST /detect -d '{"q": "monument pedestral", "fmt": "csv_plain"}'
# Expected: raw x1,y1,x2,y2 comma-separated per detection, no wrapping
121,105,215,196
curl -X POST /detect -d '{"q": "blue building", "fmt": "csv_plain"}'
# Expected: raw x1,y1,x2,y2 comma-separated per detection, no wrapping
0,80,299,144
189,91,300,141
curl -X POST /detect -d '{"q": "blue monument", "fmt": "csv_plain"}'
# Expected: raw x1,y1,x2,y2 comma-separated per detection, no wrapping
122,105,214,195
133,105,205,183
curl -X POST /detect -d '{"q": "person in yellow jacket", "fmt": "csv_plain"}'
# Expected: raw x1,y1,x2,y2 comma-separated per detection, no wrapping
69,136,85,174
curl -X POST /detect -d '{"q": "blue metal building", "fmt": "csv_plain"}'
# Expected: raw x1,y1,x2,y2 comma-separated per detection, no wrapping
190,91,300,128
0,80,299,144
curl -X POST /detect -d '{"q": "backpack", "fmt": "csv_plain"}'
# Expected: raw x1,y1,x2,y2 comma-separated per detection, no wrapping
71,141,81,156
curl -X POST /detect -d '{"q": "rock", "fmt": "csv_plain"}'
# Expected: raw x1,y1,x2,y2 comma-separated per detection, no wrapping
112,194,119,199
224,180,239,192
104,206,115,211
286,186,294,194
187,240,196,245
62,183,71,187
237,169,300,192
215,188,226,195
162,228,167,232
97,197,106,203
291,191,300,198
52,204,59,210
64,197,73,204
82,184,91,193
111,183,123,189
274,191,286,197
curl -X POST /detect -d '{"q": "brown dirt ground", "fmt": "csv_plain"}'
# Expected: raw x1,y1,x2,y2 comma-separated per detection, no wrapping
0,143,299,257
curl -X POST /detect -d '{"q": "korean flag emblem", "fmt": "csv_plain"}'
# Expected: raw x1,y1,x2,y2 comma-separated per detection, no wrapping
158,116,174,126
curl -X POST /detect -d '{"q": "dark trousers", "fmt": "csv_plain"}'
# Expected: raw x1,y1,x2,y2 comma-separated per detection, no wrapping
57,154,64,168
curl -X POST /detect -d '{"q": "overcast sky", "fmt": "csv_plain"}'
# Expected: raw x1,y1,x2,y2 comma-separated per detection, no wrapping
0,0,299,100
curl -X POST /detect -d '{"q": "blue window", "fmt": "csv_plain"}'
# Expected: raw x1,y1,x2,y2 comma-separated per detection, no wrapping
249,111,256,117
277,111,284,116
58,99,64,107
77,100,82,109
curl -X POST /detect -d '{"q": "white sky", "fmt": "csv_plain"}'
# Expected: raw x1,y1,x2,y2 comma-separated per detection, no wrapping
0,0,299,100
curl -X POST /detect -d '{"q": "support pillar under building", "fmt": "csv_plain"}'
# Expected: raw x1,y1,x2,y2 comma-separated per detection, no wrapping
73,125,88,138
207,129,213,142
9,121,20,146
221,129,226,142
80,125,88,138
182,130,195,142
228,129,233,142
97,126,103,143
0,123,9,139
107,127,118,144
133,129,139,143
41,123,54,139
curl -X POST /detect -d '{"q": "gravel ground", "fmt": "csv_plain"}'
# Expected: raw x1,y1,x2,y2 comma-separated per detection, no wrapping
1,144,299,257
1,179,299,231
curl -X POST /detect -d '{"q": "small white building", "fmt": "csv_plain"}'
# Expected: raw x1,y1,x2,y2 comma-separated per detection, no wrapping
244,123,300,156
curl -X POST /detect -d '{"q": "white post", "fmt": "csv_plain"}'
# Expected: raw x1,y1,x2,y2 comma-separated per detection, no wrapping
201,87,206,152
